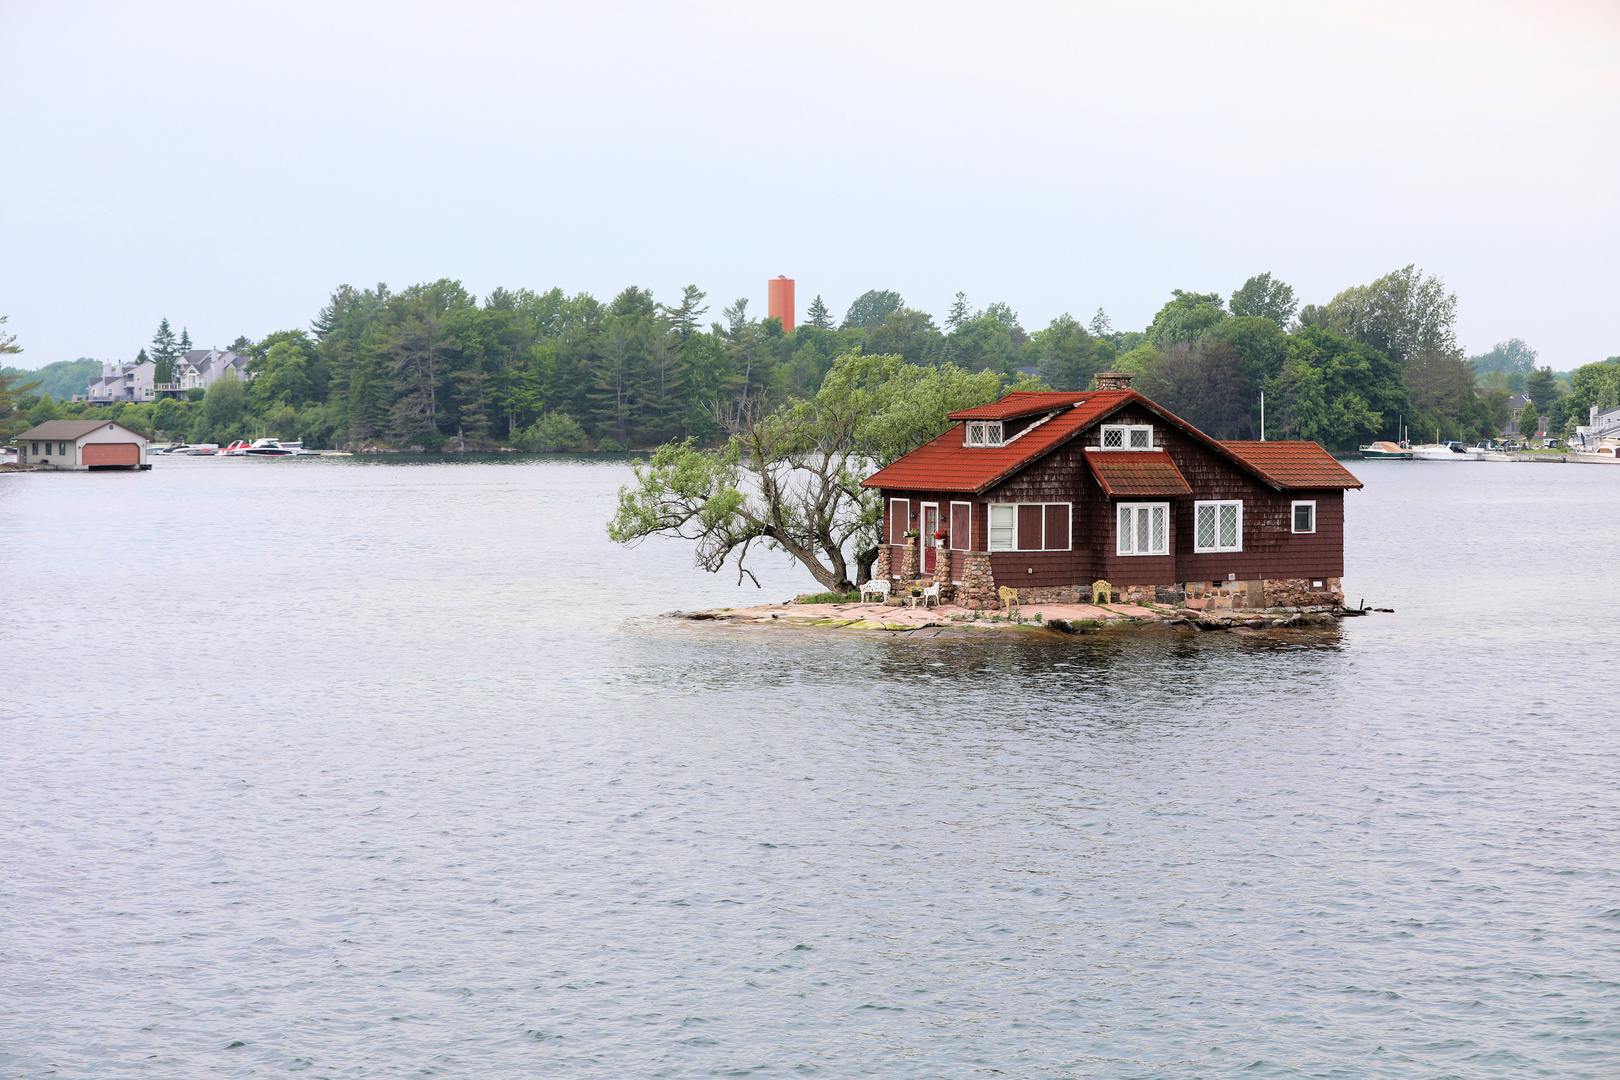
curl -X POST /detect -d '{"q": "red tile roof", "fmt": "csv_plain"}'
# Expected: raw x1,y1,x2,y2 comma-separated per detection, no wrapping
948,391,1088,421
864,388,1365,494
863,391,1134,493
1085,449,1193,497
1219,441,1364,489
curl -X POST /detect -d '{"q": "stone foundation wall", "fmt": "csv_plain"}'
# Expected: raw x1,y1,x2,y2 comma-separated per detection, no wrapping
957,551,997,608
872,545,890,582
1181,577,1343,611
897,541,918,581
1261,576,1343,608
931,544,954,599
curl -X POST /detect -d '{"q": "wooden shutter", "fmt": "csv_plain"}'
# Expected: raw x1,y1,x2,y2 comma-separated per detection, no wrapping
1017,504,1043,551
1043,504,1069,550
950,503,971,550
889,499,909,544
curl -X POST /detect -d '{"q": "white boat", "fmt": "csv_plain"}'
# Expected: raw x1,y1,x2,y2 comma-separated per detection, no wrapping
176,443,221,456
1409,441,1477,460
1465,442,1513,462
244,438,295,457
1572,440,1620,465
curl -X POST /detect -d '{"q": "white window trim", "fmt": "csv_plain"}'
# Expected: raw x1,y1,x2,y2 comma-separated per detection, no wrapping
987,502,1072,552
1117,502,1169,556
965,420,1004,447
949,501,973,551
1292,500,1317,534
1194,500,1243,553
988,504,1015,551
1098,424,1155,451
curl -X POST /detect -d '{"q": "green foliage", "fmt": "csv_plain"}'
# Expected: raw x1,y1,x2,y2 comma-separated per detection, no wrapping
0,357,100,400
841,290,904,330
607,351,1008,592
191,375,249,443
1228,273,1298,326
28,395,62,423
1525,367,1560,412
1137,340,1252,439
516,411,587,452
805,295,833,330
150,318,180,385
1146,290,1227,347
0,370,43,439
1518,399,1540,437
1261,327,1404,448
795,590,860,604
1035,313,1101,391
1319,265,1457,367
252,340,314,407
1470,338,1537,392
0,314,20,357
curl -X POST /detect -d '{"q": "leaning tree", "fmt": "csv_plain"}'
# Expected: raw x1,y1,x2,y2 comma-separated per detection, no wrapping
608,351,1021,592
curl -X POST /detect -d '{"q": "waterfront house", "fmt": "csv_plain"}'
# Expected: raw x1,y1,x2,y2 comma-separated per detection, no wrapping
860,372,1362,610
13,419,150,470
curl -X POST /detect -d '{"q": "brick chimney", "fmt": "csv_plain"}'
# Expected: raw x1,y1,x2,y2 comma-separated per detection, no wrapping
1093,371,1133,391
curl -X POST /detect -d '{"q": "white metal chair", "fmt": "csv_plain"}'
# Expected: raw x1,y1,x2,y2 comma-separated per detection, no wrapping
921,582,942,608
859,579,891,604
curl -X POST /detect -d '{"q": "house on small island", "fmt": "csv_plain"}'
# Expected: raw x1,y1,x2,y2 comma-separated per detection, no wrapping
861,372,1362,611
13,419,151,470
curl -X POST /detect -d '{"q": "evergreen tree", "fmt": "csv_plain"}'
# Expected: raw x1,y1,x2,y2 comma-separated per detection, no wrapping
1088,308,1113,340
150,319,179,386
1519,399,1539,437
946,292,971,332
178,327,192,353
805,295,833,330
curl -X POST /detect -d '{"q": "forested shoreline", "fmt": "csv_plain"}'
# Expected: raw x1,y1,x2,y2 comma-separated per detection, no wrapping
5,269,1619,452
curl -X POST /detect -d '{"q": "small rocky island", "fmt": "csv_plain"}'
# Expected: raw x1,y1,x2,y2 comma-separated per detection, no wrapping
680,593,1354,639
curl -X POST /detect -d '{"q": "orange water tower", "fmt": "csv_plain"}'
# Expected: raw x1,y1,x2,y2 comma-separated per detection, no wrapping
768,275,795,331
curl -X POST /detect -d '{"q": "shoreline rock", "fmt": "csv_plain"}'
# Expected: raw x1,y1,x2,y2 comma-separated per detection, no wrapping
673,600,1345,638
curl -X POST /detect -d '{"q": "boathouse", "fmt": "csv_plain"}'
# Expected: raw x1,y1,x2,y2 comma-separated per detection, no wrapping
861,372,1362,611
13,419,151,471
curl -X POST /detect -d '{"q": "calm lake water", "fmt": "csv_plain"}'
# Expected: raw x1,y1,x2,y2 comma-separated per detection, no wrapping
2,456,1617,1079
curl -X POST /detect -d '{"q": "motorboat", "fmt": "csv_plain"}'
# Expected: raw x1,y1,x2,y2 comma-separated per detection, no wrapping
1358,440,1412,460
244,438,295,456
176,443,221,456
1572,440,1620,465
1465,442,1513,462
1409,441,1476,460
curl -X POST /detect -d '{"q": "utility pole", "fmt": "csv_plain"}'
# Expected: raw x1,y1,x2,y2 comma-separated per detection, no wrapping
1260,391,1265,441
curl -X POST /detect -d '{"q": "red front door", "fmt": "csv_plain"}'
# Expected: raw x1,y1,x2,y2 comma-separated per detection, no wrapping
921,504,939,573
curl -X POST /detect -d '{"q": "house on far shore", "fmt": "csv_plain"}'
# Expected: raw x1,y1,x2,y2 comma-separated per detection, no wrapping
12,419,150,470
861,371,1363,612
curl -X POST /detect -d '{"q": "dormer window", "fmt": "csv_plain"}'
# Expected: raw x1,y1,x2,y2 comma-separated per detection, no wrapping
1100,424,1153,450
965,421,1004,447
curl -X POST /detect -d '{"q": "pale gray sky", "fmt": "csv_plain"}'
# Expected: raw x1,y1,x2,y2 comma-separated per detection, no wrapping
3,0,1617,370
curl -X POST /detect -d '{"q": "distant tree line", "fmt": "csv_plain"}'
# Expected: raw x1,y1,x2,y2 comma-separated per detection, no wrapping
6,270,1619,450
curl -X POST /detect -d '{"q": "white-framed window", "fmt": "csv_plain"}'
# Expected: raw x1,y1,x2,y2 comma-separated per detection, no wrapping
1100,424,1153,450
989,504,1015,551
1292,500,1316,534
1117,502,1168,556
1194,500,1243,553
987,502,1071,551
965,420,1004,447
889,498,910,544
